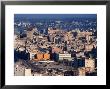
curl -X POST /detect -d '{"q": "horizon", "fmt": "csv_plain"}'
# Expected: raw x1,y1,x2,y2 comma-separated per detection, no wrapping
14,14,97,20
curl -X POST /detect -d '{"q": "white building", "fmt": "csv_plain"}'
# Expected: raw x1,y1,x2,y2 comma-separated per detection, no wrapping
59,54,72,61
25,68,32,76
30,52,36,60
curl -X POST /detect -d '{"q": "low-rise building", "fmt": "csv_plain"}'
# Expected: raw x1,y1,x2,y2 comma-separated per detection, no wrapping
36,54,44,61
25,68,32,76
44,53,50,60
14,64,25,76
59,54,72,61
85,58,95,72
78,67,86,76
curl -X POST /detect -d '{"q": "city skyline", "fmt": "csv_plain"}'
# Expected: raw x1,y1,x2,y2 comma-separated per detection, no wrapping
14,14,97,20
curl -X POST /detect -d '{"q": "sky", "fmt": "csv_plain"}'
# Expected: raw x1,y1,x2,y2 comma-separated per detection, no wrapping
14,14,97,19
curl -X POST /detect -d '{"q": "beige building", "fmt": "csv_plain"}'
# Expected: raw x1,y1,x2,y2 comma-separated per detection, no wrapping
14,64,25,76
27,28,36,40
25,68,32,76
48,28,60,34
85,44,93,51
85,59,95,72
78,67,86,76
78,31,92,37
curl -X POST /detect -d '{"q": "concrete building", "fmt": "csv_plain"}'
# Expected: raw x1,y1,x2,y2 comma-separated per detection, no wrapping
52,47,62,53
30,50,38,60
25,68,32,76
27,28,36,40
48,28,60,34
85,44,94,51
54,37,61,44
76,52,85,57
59,54,72,61
85,58,95,72
78,67,86,76
43,53,50,60
36,54,44,61
14,64,25,76
14,65,32,76
32,53,50,61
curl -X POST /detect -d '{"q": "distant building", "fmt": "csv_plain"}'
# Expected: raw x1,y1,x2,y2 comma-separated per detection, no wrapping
49,35,54,42
54,37,61,44
48,28,60,34
85,45,93,51
27,28,36,40
52,47,62,53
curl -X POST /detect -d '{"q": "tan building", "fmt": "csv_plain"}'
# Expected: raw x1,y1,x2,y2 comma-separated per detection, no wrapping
78,31,92,37
48,28,60,34
86,35,91,42
85,59,95,72
85,44,93,51
78,67,86,76
52,47,62,53
64,32,73,41
27,28,36,40
64,34,69,41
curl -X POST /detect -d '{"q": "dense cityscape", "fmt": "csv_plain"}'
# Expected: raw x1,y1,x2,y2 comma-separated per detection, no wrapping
14,14,97,76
